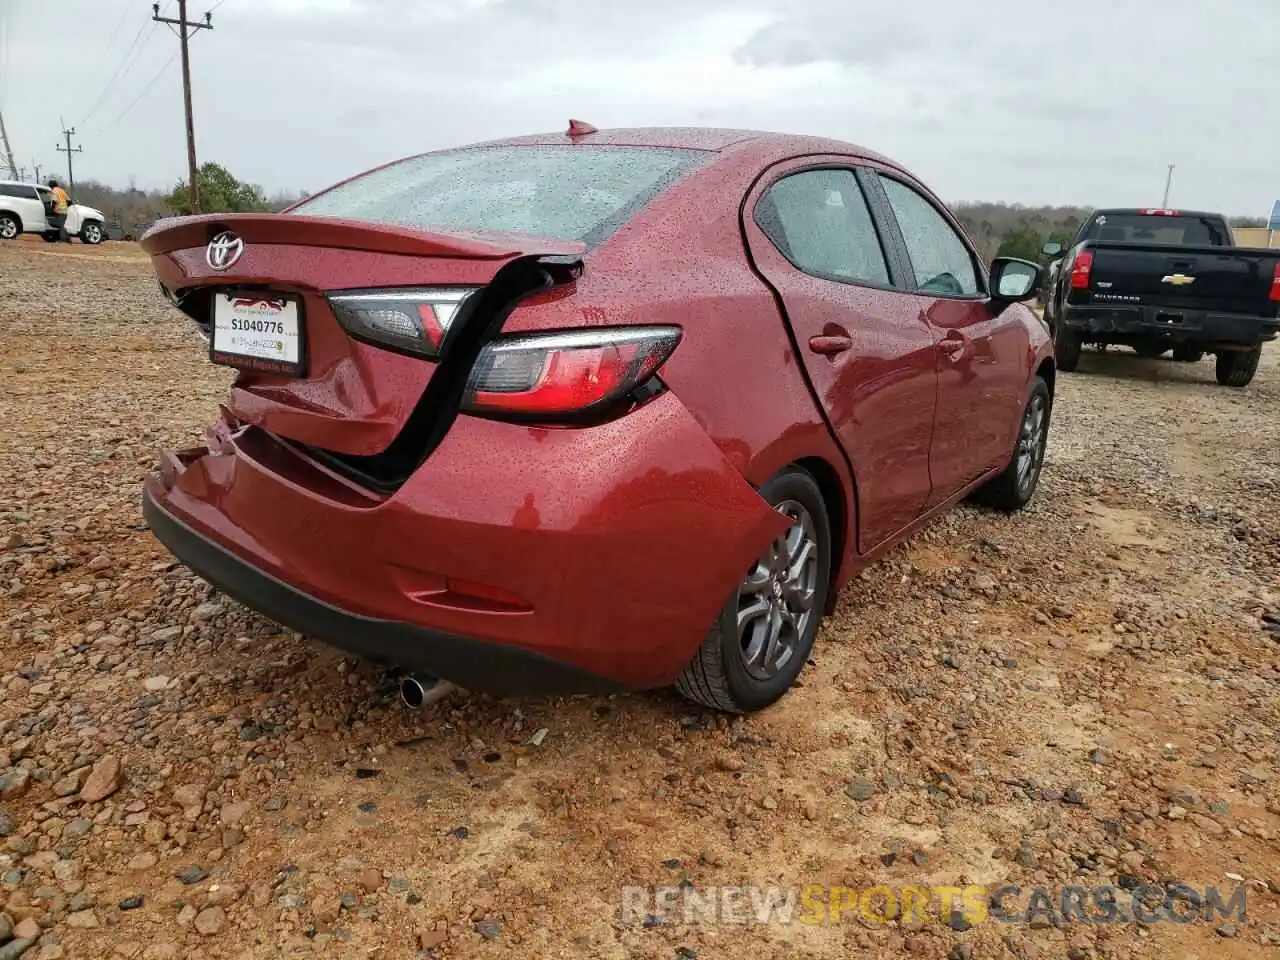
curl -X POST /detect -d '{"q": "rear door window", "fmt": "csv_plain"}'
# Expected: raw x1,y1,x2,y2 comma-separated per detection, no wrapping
755,169,891,286
291,146,706,247
878,175,982,297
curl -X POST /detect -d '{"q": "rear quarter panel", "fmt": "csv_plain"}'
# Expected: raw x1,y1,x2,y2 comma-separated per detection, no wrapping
501,148,859,589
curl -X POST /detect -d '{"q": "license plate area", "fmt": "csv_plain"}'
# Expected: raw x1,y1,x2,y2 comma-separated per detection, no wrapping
211,291,305,376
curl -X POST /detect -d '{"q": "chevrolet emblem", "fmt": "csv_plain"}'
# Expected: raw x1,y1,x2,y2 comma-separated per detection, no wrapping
1161,273,1196,286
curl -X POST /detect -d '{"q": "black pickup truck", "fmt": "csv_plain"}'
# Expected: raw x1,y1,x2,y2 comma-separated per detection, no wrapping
1041,208,1280,386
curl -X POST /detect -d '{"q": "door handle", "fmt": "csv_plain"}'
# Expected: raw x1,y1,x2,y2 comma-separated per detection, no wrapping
809,334,852,356
939,332,970,362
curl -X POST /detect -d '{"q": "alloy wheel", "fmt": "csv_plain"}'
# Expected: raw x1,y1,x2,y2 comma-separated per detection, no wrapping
0,218,17,240
737,499,819,681
1015,393,1047,495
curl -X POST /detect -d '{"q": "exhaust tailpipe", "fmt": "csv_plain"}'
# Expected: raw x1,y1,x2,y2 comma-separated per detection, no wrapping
399,675,455,709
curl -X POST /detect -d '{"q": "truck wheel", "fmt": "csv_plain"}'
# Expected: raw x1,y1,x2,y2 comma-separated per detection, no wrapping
973,376,1051,513
79,221,104,245
0,213,18,241
1215,347,1262,388
1055,328,1082,372
1172,344,1204,363
676,467,831,714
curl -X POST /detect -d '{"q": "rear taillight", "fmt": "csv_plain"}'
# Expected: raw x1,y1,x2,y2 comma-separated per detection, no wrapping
1070,250,1094,290
328,288,477,359
462,327,681,421
1271,262,1280,302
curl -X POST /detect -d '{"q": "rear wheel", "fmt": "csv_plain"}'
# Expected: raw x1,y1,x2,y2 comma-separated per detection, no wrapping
79,220,104,245
0,214,18,240
973,376,1051,512
676,467,831,713
1215,346,1262,387
1055,327,1082,372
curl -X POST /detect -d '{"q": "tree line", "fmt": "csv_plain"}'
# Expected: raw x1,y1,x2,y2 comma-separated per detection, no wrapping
69,162,304,236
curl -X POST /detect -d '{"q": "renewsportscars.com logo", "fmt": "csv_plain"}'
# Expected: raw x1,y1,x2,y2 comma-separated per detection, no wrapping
619,883,1248,927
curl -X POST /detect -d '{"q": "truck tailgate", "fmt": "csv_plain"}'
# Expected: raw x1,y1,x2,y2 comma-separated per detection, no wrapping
1089,242,1280,313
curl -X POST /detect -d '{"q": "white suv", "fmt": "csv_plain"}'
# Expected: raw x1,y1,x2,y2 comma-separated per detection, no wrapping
0,180,108,244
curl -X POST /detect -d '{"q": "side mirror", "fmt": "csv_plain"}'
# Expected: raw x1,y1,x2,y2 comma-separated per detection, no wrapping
990,257,1041,302
1041,241,1063,258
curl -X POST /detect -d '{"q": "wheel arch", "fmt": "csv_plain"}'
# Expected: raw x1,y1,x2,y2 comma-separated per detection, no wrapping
791,455,855,616
1036,356,1056,402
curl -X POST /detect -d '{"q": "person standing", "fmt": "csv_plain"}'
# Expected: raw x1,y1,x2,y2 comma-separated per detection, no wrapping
47,178,71,242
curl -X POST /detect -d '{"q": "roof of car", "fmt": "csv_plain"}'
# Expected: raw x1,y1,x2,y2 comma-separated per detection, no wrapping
0,180,41,187
469,126,897,166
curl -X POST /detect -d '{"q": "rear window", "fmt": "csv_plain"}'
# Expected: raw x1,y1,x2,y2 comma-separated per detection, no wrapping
1083,213,1230,246
290,145,706,247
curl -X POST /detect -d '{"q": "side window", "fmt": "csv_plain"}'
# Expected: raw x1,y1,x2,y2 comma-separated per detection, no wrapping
878,176,981,296
0,185,20,198
755,169,890,286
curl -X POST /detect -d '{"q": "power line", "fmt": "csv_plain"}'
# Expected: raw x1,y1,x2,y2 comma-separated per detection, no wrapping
80,19,158,128
152,1,214,213
102,50,178,128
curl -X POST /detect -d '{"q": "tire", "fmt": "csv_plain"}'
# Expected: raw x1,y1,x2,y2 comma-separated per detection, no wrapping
675,467,832,713
1134,341,1167,359
0,213,18,241
1055,326,1082,372
972,376,1051,513
1215,346,1262,388
1171,344,1204,363
79,221,104,245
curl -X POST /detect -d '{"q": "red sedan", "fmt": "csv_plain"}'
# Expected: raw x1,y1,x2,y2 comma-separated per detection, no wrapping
141,123,1054,713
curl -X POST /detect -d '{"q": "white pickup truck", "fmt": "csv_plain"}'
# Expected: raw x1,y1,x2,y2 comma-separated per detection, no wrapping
0,180,108,244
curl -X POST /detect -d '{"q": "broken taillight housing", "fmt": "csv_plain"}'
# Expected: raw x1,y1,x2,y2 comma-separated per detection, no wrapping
327,288,476,359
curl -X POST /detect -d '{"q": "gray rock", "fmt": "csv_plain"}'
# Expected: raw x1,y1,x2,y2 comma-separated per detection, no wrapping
0,770,30,801
846,777,876,802
0,938,35,960
191,602,224,622
177,866,208,885
62,820,92,841
475,919,501,940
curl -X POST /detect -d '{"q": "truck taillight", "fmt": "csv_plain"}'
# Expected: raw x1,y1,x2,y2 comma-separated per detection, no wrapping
1070,250,1094,290
462,327,681,423
1271,262,1280,302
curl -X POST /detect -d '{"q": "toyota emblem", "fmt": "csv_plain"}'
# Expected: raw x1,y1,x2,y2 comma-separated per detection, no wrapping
206,231,244,270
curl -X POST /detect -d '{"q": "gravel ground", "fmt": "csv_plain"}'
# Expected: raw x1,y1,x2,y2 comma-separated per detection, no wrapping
0,236,1277,959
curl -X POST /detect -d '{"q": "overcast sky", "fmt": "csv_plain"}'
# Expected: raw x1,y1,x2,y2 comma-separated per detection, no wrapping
1,0,1277,215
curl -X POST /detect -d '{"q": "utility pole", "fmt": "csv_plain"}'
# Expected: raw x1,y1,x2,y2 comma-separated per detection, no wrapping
33,162,43,184
57,127,84,193
1161,164,1175,208
0,111,17,180
153,1,213,213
